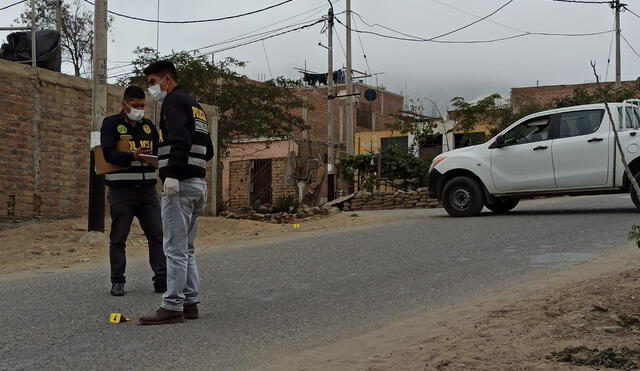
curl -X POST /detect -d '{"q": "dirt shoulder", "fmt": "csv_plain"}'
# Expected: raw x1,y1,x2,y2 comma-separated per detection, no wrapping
261,246,640,371
0,213,384,275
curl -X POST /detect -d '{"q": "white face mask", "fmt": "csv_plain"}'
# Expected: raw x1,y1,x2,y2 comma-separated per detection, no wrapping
126,104,145,122
148,76,167,102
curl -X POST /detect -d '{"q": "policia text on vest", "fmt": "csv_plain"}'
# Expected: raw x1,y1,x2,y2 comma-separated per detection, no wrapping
99,88,167,296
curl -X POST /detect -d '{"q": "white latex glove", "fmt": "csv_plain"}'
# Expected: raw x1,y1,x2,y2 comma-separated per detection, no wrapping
163,177,179,197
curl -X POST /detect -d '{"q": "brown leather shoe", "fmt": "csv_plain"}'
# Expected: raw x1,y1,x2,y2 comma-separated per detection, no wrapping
139,308,184,325
184,303,199,319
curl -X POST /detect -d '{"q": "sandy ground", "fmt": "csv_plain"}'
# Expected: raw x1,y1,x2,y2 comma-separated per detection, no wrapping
262,247,640,371
0,213,383,275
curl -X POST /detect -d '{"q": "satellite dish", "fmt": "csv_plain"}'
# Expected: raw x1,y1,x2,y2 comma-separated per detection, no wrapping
364,89,377,102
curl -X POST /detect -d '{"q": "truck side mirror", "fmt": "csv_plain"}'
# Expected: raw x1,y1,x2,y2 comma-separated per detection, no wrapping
490,134,505,149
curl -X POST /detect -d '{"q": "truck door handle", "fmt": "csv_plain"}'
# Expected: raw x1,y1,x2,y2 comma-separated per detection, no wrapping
533,145,548,151
588,137,604,142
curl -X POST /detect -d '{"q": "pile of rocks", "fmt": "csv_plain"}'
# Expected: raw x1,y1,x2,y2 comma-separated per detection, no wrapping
220,205,340,224
343,188,440,211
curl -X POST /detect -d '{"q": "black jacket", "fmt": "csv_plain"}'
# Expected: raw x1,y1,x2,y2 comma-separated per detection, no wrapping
100,112,159,188
158,86,214,181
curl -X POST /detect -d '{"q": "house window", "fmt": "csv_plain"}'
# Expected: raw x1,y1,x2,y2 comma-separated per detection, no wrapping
357,106,373,129
381,136,409,153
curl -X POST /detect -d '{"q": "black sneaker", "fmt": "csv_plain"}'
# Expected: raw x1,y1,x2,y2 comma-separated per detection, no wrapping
111,282,125,296
153,280,167,293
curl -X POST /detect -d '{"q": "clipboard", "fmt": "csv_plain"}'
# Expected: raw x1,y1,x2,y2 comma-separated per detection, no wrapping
94,139,131,175
138,154,158,168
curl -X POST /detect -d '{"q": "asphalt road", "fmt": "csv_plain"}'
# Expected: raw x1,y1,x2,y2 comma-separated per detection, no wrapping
1,194,637,370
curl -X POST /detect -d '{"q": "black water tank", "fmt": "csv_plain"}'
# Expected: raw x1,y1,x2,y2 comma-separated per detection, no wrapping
0,29,62,72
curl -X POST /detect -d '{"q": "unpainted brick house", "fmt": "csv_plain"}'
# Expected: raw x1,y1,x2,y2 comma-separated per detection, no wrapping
221,83,404,211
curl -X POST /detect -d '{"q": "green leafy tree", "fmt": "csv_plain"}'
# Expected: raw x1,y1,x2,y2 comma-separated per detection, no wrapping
451,84,640,141
450,94,515,134
387,99,440,149
120,47,309,153
554,84,640,108
15,0,113,77
380,146,429,191
337,146,429,192
337,152,378,192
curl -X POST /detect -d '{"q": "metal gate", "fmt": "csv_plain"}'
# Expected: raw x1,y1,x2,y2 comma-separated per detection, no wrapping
250,159,272,205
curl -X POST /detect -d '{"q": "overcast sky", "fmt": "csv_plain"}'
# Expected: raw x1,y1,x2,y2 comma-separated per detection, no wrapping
3,0,640,114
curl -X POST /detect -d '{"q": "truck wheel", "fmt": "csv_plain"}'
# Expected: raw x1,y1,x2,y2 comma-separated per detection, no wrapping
441,176,485,217
630,173,640,209
485,198,519,214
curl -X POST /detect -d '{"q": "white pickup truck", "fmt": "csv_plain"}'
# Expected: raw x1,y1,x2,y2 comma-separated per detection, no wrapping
428,100,640,217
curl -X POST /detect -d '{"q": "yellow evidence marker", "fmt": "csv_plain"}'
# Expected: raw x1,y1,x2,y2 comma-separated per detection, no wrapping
293,224,301,229
109,313,130,324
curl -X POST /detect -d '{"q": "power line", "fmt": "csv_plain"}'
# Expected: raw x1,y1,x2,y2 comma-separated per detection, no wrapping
200,19,324,56
335,17,613,44
261,40,274,79
106,18,324,72
430,0,527,33
621,33,640,60
83,0,296,24
351,14,372,80
623,5,640,20
333,24,347,61
109,18,325,79
209,1,333,49
428,0,515,41
0,0,27,11
347,0,516,43
605,8,615,81
106,3,333,73
549,0,613,4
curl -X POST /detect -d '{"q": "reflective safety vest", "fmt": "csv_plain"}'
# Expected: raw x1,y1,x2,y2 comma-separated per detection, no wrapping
100,113,159,188
157,87,214,181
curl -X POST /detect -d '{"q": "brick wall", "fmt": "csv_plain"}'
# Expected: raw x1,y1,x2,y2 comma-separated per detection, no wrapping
511,80,640,112
0,60,129,219
227,158,298,211
292,83,404,144
0,59,218,220
227,160,250,211
271,158,298,200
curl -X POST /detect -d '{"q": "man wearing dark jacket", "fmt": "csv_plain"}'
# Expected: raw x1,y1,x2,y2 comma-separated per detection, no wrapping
100,86,167,296
139,61,214,325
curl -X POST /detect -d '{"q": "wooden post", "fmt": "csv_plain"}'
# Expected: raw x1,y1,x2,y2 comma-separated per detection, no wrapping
209,106,219,216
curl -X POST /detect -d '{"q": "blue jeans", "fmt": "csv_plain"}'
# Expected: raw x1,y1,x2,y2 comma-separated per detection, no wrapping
161,178,207,311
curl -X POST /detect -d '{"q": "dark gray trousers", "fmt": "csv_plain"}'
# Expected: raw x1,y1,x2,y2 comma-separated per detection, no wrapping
108,186,166,284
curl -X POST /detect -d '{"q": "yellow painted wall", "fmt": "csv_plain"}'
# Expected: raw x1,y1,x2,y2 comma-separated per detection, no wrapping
355,130,407,155
452,123,495,136
353,130,409,193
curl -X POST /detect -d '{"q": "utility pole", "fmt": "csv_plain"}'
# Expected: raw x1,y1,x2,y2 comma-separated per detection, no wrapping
327,7,335,202
153,0,160,128
209,107,219,216
88,0,108,232
615,0,621,88
30,0,35,68
55,0,62,33
345,0,354,156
